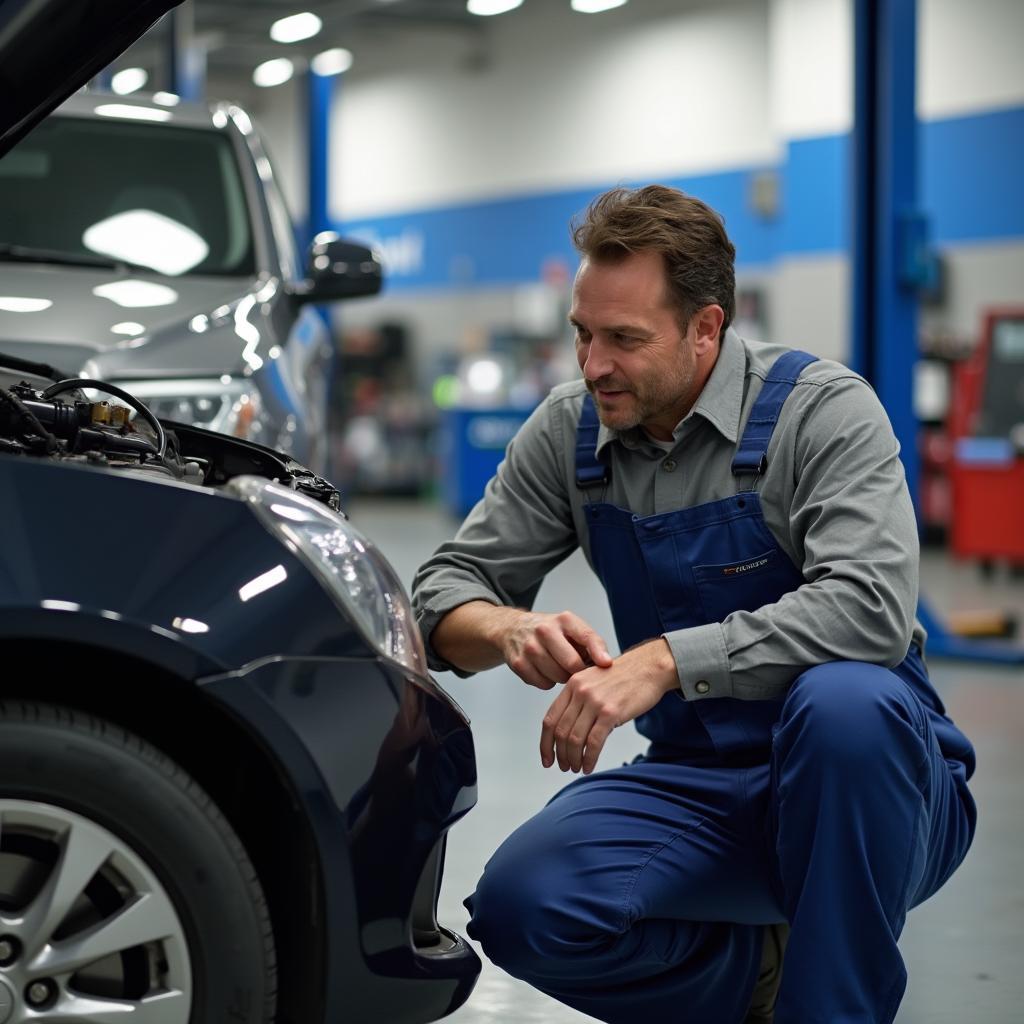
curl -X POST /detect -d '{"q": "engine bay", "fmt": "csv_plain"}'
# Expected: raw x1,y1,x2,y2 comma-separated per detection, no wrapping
0,356,342,511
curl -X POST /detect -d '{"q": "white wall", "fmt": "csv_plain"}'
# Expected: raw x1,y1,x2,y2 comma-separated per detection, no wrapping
237,0,1023,364
766,0,852,358
768,0,852,140
332,0,776,220
919,0,1024,119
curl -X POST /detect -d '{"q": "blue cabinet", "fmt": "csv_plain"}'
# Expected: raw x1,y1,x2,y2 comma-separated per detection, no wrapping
440,407,535,518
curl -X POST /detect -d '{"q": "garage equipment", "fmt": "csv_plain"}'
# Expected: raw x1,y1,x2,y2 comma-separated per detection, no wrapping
948,308,1024,567
850,0,1023,665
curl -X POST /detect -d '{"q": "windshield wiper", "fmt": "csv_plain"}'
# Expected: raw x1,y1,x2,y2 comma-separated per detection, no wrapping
0,242,153,274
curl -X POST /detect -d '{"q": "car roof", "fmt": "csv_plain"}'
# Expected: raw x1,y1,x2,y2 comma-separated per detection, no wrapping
54,92,229,131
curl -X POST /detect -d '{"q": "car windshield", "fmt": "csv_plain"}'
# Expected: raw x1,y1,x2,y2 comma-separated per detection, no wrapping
0,115,255,277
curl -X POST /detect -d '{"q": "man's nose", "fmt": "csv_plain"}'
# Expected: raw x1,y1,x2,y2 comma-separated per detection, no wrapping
582,338,614,381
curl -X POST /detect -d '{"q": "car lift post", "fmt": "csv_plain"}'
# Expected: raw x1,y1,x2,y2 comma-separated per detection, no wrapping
851,0,1023,664
306,68,333,248
166,1,205,101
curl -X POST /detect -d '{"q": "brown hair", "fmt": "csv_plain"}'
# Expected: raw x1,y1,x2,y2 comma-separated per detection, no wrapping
571,185,736,332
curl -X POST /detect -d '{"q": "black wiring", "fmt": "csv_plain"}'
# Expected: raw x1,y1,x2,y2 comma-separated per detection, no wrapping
0,386,58,453
41,378,167,460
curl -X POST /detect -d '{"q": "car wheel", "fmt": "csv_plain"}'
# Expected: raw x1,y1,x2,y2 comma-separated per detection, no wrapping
0,701,276,1023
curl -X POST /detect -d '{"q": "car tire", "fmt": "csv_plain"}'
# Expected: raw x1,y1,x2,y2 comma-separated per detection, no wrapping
0,700,276,1023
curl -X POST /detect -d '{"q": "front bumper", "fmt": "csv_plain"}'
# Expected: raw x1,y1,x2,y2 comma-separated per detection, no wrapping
200,655,480,1023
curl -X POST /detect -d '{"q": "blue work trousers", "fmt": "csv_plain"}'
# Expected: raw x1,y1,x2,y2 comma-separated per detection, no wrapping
466,661,975,1024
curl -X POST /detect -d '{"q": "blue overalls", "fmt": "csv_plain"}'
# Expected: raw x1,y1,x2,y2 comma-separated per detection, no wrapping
466,351,977,1024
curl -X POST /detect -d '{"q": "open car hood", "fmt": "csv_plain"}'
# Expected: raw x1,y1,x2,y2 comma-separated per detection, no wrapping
0,0,182,158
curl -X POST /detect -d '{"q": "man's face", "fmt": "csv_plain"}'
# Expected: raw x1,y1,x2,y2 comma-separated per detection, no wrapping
569,250,699,441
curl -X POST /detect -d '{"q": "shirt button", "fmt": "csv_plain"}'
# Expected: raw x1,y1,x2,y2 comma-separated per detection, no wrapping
695,680,711,695
662,458,677,472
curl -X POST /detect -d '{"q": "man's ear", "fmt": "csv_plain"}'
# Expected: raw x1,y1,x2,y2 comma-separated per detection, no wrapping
692,304,725,356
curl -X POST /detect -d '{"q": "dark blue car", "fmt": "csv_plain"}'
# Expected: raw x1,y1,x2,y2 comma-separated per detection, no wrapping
0,2,480,1022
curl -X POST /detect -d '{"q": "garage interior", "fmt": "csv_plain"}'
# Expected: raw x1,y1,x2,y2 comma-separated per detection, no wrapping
32,0,1024,1021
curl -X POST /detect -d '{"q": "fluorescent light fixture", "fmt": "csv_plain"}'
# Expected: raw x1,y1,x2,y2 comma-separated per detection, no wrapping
467,0,522,14
312,47,353,75
253,58,295,88
270,12,322,43
239,564,288,602
111,67,148,95
0,296,52,313
571,0,628,11
93,280,178,309
84,210,209,276
42,600,81,612
153,91,181,106
110,321,146,336
94,104,172,123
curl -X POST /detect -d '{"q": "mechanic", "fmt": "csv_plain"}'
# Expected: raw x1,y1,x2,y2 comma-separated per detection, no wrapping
411,185,976,1024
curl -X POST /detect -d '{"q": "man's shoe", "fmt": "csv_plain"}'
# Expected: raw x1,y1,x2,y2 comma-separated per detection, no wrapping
744,922,789,1024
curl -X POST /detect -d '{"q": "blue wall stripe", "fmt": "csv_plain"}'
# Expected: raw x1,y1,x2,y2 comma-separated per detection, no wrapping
922,106,1024,244
337,106,1023,293
779,134,851,255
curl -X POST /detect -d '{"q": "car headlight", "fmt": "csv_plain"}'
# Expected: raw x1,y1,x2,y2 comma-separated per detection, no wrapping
118,378,265,440
228,476,428,677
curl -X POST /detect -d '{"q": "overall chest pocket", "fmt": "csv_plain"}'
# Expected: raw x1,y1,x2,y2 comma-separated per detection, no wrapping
693,548,789,623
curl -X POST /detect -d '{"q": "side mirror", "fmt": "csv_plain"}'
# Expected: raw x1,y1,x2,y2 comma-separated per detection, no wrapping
293,235,383,304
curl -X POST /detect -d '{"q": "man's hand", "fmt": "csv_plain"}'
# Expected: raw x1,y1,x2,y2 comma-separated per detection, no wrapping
502,610,613,690
540,638,680,774
430,601,613,684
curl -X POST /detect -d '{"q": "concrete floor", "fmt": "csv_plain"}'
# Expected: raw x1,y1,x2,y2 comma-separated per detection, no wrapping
349,497,1024,1024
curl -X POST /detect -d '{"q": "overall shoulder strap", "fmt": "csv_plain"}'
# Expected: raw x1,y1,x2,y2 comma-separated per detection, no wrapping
575,393,610,489
732,349,818,477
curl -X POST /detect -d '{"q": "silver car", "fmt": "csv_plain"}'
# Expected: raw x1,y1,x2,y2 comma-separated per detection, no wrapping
0,91,380,476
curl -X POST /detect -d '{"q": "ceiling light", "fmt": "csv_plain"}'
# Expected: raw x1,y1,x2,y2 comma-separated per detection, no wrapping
571,0,628,10
312,47,354,76
269,12,322,43
111,67,148,95
153,91,180,106
467,0,523,15
253,58,295,88
0,297,52,313
94,104,171,123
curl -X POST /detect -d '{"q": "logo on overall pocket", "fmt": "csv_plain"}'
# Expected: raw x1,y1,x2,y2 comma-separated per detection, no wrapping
721,556,769,576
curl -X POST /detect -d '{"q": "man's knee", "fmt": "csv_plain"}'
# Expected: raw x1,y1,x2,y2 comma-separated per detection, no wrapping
466,857,600,981
777,661,924,767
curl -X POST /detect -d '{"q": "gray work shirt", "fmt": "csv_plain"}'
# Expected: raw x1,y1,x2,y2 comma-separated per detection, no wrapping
412,329,924,702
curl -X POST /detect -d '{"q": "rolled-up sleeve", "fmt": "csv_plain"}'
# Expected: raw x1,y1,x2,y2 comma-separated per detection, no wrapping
412,397,580,674
662,376,919,701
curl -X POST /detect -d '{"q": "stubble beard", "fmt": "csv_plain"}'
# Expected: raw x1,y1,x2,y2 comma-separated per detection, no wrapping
587,360,697,434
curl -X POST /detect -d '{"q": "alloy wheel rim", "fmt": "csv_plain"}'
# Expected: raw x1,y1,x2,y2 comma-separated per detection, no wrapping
0,799,192,1022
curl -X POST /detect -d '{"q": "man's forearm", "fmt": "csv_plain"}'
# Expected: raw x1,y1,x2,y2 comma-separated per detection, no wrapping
430,600,528,673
